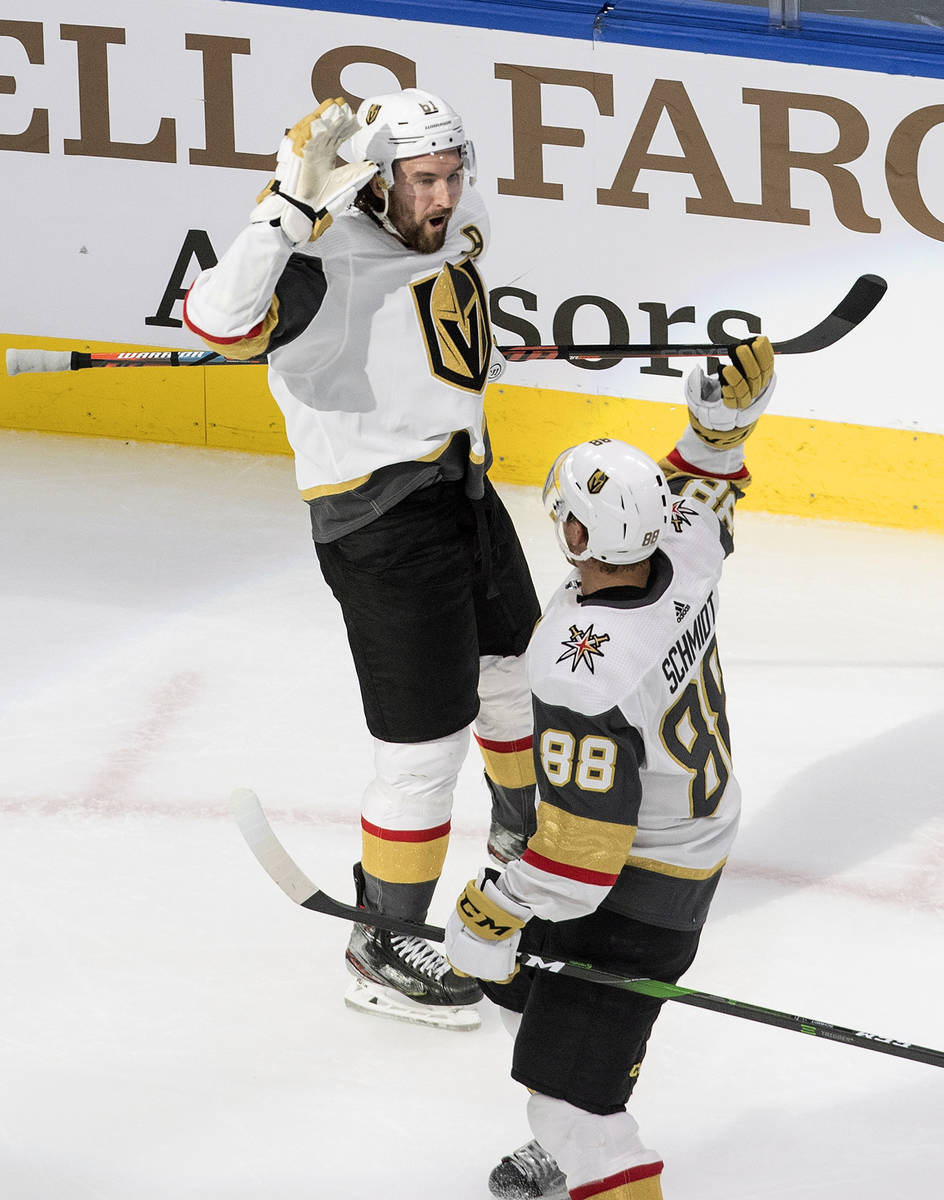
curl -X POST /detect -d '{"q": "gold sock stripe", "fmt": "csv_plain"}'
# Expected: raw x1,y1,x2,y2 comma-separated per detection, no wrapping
360,818,450,885
474,733,536,790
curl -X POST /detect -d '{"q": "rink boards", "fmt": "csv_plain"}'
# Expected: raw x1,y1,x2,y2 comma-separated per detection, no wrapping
1,1,942,530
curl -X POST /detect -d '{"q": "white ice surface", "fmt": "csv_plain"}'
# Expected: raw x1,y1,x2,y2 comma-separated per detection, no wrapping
1,429,942,1199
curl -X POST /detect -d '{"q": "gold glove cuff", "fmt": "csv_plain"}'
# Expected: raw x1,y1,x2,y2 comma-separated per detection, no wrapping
456,880,528,942
689,415,757,450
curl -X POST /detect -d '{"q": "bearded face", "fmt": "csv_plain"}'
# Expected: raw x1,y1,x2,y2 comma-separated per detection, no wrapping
383,150,464,254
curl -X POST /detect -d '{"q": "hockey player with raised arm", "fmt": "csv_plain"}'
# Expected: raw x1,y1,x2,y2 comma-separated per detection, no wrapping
184,91,541,1031
444,337,775,1196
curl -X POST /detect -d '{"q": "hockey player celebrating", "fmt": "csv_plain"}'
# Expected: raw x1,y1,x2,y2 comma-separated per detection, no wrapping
444,337,775,1196
185,91,541,1031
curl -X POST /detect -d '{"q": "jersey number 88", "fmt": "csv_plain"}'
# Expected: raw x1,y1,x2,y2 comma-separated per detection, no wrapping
539,731,617,793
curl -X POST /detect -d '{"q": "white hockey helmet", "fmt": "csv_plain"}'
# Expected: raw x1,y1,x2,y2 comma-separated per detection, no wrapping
542,438,671,565
348,88,475,188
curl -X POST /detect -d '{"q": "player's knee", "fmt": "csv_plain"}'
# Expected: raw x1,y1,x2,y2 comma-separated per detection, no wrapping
476,653,532,740
372,729,470,802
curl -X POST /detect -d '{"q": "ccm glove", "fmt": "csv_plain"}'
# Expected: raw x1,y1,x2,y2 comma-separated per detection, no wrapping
684,335,776,451
252,98,378,245
444,869,532,984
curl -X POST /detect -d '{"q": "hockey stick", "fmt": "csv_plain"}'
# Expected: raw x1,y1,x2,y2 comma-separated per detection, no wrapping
498,273,887,361
231,788,943,1069
4,348,267,374
5,274,886,375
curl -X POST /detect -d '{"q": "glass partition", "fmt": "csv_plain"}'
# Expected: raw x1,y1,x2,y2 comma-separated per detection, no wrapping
693,0,939,25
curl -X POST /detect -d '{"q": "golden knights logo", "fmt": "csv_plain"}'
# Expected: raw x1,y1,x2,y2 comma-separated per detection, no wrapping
365,104,382,125
411,227,490,392
587,469,609,494
671,499,698,533
557,623,610,673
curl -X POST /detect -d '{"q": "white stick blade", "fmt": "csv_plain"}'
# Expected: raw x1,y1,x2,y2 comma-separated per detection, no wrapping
230,788,319,905
6,349,73,375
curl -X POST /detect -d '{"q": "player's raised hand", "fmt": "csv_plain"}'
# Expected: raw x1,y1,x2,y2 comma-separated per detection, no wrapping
683,335,776,449
252,98,378,245
719,336,775,410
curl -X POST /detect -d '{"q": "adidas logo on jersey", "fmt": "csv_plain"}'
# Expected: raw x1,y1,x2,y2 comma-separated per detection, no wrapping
674,600,690,623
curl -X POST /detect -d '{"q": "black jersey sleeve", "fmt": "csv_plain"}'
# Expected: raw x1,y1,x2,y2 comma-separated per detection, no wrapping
265,254,328,352
499,699,646,922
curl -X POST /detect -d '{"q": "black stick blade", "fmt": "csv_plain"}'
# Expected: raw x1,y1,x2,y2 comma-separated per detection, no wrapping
498,273,888,362
771,273,887,354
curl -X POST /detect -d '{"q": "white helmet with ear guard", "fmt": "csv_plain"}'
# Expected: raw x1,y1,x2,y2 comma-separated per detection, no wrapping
543,438,671,565
347,88,476,188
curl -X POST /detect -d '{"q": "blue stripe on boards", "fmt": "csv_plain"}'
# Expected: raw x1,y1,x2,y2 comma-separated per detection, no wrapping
231,0,944,79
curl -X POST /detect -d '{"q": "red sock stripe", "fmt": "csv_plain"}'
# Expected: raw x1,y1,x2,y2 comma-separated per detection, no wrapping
473,733,534,753
360,817,452,843
522,847,619,888
569,1160,664,1200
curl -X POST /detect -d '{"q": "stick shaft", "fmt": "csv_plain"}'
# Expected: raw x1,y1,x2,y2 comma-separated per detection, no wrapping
5,275,887,374
531,958,944,1068
65,350,266,368
231,789,943,1069
4,348,266,374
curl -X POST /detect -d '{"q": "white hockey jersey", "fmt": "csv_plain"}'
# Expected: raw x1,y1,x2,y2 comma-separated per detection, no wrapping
184,188,494,513
502,485,740,931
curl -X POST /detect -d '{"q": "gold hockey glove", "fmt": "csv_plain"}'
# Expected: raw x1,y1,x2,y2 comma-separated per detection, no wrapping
719,336,775,410
684,335,776,452
444,869,532,984
251,98,378,245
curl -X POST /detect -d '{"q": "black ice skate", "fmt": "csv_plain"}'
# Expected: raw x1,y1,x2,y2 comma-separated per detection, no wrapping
344,922,483,1031
488,1139,569,1199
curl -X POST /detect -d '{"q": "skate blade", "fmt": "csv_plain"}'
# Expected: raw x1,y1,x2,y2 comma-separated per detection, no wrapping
343,978,481,1032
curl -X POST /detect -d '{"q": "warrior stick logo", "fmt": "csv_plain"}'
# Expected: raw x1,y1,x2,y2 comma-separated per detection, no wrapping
557,623,610,673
